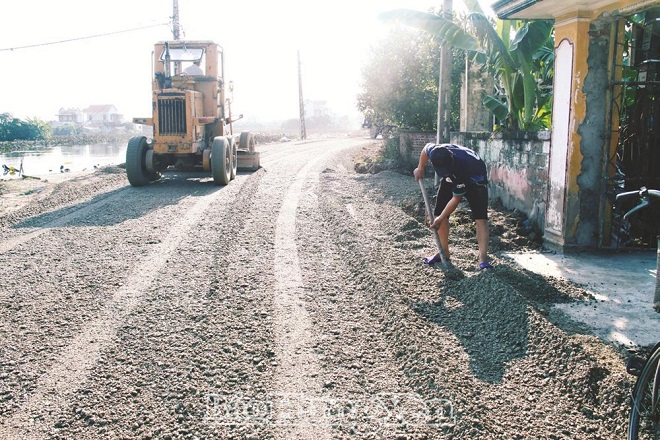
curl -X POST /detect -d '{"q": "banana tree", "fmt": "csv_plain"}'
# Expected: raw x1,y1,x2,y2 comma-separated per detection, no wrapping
380,1,554,131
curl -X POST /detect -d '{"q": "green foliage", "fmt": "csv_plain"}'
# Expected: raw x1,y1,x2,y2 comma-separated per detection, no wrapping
478,18,554,130
383,136,402,162
380,6,555,131
357,24,462,132
26,117,53,139
366,136,417,174
0,113,52,141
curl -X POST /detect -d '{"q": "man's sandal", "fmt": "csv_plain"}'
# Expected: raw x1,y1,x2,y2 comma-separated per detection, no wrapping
423,254,443,265
479,262,494,270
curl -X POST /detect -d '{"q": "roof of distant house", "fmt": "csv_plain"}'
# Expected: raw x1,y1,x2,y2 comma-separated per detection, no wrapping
57,107,82,115
84,104,118,114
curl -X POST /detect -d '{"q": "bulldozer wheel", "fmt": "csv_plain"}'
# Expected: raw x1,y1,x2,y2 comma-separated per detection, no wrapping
239,131,256,152
126,136,151,187
211,137,231,185
202,149,212,172
230,138,238,180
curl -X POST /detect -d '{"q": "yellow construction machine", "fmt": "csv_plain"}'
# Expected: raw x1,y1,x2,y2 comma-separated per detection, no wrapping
127,40,259,186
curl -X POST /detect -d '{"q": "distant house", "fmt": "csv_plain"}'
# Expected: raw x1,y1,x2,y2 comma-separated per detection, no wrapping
56,107,85,124
83,104,123,126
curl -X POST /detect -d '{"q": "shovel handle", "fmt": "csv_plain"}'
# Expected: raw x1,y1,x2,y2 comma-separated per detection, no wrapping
418,179,449,267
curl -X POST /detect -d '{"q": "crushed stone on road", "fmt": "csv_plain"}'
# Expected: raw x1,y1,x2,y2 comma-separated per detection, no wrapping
0,140,633,438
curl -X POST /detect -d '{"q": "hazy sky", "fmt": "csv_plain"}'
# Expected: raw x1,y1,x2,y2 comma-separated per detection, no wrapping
0,0,493,125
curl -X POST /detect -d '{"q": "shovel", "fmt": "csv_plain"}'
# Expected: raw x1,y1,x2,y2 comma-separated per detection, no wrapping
418,178,450,269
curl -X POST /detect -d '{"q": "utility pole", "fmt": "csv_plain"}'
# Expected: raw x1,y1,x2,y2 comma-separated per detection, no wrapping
298,50,307,140
172,0,181,40
436,0,453,144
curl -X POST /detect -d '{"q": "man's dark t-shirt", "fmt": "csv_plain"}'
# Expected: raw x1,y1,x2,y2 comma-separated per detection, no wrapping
424,144,488,196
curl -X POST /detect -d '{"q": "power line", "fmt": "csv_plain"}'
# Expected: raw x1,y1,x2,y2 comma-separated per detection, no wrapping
0,22,169,52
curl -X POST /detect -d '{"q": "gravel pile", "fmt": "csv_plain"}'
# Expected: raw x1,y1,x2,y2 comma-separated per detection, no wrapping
294,150,632,438
0,140,634,438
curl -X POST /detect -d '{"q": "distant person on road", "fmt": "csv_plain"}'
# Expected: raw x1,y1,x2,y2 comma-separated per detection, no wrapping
413,143,492,270
183,59,204,76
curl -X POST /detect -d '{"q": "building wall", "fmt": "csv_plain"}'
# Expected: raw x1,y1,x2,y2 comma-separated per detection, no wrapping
544,38,574,247
576,19,613,247
453,132,550,231
492,0,659,250
547,14,624,249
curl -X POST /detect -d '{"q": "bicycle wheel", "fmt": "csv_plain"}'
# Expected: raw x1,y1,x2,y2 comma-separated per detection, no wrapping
629,347,660,439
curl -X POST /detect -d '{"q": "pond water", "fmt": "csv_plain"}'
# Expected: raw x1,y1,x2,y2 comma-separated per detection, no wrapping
0,143,127,177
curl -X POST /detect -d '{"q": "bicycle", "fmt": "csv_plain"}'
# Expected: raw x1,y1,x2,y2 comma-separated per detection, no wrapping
615,186,660,440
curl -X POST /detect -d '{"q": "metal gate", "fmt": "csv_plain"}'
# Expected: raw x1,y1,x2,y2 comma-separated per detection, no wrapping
609,8,660,248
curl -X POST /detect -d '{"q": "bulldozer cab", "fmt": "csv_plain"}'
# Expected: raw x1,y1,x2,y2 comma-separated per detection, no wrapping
152,41,225,125
165,46,205,73
157,43,216,76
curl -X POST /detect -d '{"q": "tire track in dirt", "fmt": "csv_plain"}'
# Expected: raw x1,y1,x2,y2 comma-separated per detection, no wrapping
296,161,455,437
0,183,242,439
34,170,276,439
271,139,366,438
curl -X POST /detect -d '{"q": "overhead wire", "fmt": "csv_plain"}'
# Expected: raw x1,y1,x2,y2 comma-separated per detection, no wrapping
0,22,170,52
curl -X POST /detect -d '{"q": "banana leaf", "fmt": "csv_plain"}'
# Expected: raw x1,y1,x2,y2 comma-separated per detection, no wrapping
516,54,536,125
483,94,510,123
468,13,517,74
379,9,482,53
511,73,525,115
462,0,485,16
510,21,553,59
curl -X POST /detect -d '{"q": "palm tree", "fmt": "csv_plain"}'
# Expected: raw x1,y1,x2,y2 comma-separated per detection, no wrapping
380,0,554,131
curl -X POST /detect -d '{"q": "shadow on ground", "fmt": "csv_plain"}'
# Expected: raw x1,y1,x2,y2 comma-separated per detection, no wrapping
13,172,224,229
414,271,529,383
413,265,595,383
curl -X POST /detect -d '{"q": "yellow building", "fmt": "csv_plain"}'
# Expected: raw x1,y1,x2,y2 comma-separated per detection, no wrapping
493,0,660,250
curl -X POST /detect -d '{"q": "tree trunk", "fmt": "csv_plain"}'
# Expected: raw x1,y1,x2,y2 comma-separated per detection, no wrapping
436,0,453,144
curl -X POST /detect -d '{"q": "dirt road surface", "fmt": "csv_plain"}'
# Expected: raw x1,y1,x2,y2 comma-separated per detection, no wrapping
0,137,633,438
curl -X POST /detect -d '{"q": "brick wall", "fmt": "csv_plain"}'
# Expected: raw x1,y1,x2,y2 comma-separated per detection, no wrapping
398,131,437,166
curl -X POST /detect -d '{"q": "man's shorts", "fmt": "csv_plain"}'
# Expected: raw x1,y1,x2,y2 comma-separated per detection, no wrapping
434,178,489,220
